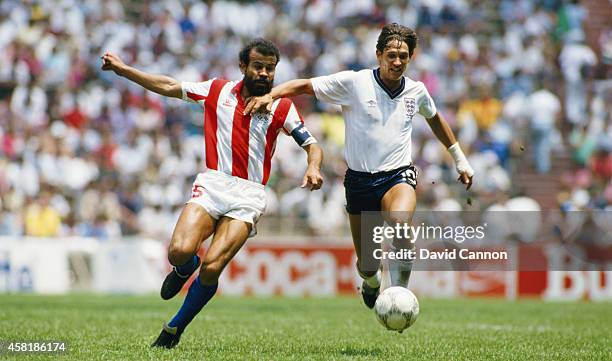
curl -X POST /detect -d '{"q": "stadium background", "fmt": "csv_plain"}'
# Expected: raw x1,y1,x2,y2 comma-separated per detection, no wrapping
0,0,610,300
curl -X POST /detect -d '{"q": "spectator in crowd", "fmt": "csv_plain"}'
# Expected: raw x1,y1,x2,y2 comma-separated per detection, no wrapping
527,78,561,173
24,189,61,237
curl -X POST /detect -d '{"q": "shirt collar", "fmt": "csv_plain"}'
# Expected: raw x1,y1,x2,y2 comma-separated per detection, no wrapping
373,68,405,99
231,80,244,96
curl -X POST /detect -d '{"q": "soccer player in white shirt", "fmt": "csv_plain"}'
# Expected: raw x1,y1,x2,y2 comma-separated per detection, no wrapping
102,38,323,348
245,24,474,309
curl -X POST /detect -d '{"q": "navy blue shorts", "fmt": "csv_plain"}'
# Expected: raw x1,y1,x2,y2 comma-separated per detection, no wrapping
344,164,418,215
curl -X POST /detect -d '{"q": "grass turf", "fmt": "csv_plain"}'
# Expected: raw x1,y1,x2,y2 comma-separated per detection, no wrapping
0,294,610,360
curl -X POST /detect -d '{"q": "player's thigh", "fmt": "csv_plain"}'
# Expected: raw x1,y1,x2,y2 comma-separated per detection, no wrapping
381,183,417,250
169,203,217,256
381,183,417,224
200,217,251,276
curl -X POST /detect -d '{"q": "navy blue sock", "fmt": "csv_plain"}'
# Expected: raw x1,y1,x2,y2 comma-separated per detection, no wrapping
174,255,199,277
167,277,217,332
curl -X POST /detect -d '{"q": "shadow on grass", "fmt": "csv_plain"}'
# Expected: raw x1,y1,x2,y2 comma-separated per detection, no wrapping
338,345,383,357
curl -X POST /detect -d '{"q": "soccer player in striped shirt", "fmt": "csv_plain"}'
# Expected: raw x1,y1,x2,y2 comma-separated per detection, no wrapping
101,38,323,348
245,24,474,309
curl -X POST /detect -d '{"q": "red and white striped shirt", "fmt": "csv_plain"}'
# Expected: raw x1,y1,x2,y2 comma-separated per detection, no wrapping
182,79,316,185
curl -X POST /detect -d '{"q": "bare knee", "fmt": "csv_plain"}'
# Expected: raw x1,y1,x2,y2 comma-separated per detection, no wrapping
386,213,413,227
168,237,197,266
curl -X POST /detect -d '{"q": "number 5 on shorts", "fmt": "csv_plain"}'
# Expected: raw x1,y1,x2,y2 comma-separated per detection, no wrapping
191,185,204,198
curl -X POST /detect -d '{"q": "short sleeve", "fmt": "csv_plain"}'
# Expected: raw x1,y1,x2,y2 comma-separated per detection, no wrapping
417,81,437,119
181,80,214,104
282,101,317,147
311,71,356,106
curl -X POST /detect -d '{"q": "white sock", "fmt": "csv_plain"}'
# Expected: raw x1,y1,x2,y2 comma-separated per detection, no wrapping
388,258,413,288
363,269,381,288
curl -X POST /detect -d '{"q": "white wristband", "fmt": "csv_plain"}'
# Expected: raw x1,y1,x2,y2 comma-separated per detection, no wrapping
447,143,474,177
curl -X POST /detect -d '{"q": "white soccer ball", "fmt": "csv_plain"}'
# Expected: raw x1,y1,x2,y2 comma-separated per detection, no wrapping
374,287,419,333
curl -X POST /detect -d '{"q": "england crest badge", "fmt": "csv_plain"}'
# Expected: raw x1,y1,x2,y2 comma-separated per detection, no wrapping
403,97,417,120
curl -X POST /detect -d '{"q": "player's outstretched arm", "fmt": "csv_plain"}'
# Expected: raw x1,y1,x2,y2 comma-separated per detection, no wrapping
426,112,474,190
101,52,182,99
300,143,323,191
244,79,314,115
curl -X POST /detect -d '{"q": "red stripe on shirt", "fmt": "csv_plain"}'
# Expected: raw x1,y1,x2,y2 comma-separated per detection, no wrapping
231,98,251,179
187,92,206,102
262,98,292,185
203,79,228,170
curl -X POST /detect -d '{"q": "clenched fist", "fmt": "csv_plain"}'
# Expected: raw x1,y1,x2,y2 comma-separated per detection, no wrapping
301,165,324,191
101,52,126,75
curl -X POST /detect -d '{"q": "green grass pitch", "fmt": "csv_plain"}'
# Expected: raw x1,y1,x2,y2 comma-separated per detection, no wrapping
0,294,610,360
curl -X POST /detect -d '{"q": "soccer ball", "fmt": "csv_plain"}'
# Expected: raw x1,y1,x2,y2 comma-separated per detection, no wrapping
374,287,419,333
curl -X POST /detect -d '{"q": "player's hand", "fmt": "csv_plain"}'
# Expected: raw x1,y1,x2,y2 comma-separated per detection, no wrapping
101,52,126,75
301,166,323,191
447,143,474,191
244,94,273,115
458,171,473,190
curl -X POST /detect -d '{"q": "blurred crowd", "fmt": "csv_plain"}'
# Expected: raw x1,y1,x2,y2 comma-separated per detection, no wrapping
0,0,610,241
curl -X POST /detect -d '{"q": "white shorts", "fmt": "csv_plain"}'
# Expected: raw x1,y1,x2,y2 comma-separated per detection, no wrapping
187,169,266,237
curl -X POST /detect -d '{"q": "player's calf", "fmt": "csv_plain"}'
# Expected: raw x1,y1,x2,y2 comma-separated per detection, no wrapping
198,259,227,285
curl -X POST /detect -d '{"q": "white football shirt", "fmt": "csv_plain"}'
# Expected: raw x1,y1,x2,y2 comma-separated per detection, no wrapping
311,69,437,172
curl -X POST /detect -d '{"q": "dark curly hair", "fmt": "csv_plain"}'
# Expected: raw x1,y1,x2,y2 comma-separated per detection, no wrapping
376,23,418,58
239,38,280,66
